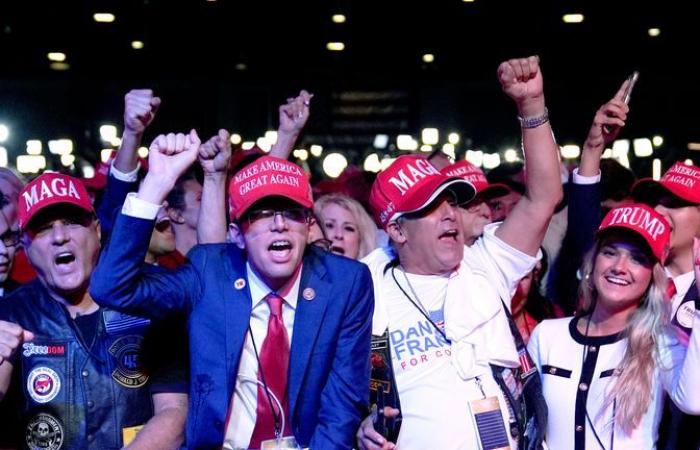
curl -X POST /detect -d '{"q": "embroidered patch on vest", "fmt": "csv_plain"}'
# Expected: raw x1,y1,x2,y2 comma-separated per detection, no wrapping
22,343,66,358
109,335,149,388
26,367,61,404
26,413,64,450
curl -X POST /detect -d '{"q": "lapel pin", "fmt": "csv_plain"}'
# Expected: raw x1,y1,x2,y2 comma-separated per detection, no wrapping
302,287,316,301
234,278,246,290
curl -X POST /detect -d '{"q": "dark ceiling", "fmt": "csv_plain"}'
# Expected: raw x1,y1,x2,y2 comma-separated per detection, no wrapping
0,0,697,176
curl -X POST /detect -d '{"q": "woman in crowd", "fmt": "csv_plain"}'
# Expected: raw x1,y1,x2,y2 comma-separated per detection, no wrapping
528,203,700,449
314,193,378,260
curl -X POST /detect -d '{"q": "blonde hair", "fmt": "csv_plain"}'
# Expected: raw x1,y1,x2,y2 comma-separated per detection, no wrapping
314,194,378,259
578,234,669,434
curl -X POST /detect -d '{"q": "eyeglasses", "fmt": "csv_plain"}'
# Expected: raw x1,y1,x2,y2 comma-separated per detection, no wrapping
244,208,310,225
311,238,333,252
0,229,20,247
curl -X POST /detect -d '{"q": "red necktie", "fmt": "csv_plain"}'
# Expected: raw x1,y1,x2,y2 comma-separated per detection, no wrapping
666,277,677,302
248,293,292,448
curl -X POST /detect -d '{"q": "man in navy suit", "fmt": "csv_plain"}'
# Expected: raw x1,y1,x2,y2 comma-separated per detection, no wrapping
90,130,373,449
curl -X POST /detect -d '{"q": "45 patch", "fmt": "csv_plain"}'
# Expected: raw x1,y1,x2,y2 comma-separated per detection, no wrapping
108,335,149,388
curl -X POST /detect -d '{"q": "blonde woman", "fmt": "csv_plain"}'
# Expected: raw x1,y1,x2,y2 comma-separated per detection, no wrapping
314,193,378,260
528,203,700,449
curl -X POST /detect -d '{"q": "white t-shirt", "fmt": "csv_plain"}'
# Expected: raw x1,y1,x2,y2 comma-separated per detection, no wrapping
362,225,539,449
384,268,516,450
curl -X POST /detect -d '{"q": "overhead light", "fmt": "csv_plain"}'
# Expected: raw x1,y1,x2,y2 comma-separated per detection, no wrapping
504,148,519,162
82,164,95,179
422,53,435,63
293,149,309,161
442,143,456,159
421,128,439,145
310,144,323,157
93,13,115,23
138,146,149,158
256,137,272,152
60,154,75,167
241,141,255,150
648,28,661,37
322,153,348,178
16,155,46,174
633,138,653,157
560,144,581,159
26,140,42,155
562,14,584,23
235,63,247,71
47,52,66,62
48,139,73,155
466,150,484,167
397,135,418,151
0,124,8,142
652,159,662,180
100,124,118,141
264,130,278,144
462,0,475,2
332,14,346,23
448,132,460,145
230,133,242,145
652,135,663,147
420,144,432,153
110,137,122,147
602,148,613,159
373,134,389,149
363,153,381,173
101,149,114,163
0,146,7,167
612,139,630,156
483,153,501,170
327,42,345,51
686,159,694,166
49,62,70,71
131,40,145,50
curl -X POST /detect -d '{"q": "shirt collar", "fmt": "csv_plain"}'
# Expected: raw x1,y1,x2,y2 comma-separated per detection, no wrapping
666,268,696,297
246,262,301,310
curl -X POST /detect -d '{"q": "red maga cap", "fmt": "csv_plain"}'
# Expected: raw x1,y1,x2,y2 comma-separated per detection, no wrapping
369,155,476,228
597,203,670,264
441,160,511,200
228,156,313,220
633,161,700,204
18,173,94,230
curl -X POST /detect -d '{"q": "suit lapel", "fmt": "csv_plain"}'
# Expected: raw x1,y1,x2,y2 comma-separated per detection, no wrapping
224,245,253,396
289,249,330,416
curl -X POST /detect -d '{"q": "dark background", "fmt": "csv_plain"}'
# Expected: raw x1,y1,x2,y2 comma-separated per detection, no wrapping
0,0,696,177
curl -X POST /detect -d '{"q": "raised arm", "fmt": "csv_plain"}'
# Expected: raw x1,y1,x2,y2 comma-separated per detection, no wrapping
114,89,161,173
269,90,313,160
97,89,160,243
197,129,231,245
90,131,203,319
494,56,563,256
579,80,629,177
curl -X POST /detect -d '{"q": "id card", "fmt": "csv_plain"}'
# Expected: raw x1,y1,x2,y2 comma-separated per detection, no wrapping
122,425,144,446
468,396,510,450
261,436,300,450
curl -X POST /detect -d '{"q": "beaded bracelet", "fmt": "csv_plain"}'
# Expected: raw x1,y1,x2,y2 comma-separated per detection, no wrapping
517,107,549,129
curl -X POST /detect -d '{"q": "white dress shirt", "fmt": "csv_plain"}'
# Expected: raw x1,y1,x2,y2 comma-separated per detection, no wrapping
223,262,300,449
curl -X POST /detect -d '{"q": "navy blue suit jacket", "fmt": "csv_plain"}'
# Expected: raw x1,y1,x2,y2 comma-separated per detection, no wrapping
90,212,373,449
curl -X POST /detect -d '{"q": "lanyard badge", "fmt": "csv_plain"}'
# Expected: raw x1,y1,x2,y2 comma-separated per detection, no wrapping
468,377,511,450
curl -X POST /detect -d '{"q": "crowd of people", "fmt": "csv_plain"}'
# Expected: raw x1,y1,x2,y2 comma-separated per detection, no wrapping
0,56,698,450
